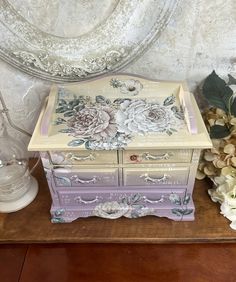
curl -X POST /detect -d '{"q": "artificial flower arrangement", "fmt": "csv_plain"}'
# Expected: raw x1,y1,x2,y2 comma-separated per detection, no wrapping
196,71,236,229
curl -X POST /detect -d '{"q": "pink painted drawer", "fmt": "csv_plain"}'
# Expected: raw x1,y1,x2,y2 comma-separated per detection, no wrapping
123,166,189,186
56,188,187,210
52,167,119,187
123,149,192,164
49,150,118,165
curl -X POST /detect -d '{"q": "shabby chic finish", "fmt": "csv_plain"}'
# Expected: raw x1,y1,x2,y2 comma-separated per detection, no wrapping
28,74,212,222
0,0,180,82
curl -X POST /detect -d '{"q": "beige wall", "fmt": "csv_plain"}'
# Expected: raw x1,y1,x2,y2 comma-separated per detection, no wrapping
0,0,235,142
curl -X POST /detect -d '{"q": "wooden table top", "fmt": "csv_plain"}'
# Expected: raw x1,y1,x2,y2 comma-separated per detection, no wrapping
0,161,236,244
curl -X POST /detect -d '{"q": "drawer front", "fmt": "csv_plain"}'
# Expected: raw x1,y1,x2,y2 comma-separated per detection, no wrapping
57,189,188,218
49,151,118,165
123,167,189,186
53,168,119,187
123,149,192,164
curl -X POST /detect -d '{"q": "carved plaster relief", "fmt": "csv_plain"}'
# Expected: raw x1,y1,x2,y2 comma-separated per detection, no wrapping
0,0,180,82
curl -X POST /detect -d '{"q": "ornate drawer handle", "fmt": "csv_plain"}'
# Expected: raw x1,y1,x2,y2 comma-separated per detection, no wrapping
75,196,100,204
141,152,173,161
140,173,170,183
70,175,98,184
142,195,165,204
66,153,95,162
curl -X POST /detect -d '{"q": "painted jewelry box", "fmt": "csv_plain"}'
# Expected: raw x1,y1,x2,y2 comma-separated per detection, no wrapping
28,74,212,223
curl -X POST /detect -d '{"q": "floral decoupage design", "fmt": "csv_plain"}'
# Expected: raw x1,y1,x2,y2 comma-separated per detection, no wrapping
110,78,143,96
55,80,185,150
93,194,155,219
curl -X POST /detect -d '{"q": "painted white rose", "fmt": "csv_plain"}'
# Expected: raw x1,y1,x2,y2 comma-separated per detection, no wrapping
119,79,143,96
67,106,117,141
93,201,130,219
116,99,182,135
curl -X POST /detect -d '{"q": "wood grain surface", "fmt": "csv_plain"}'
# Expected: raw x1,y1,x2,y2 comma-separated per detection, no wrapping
19,243,236,282
0,245,28,282
0,161,236,243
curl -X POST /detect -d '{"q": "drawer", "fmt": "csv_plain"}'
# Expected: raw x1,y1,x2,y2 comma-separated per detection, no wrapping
123,149,192,164
123,166,189,186
57,189,188,216
49,151,118,165
53,167,119,187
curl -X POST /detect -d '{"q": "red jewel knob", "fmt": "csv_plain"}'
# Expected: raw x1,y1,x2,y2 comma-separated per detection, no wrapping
130,154,138,161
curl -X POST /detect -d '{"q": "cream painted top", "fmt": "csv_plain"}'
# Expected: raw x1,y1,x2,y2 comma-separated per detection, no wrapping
28,74,212,151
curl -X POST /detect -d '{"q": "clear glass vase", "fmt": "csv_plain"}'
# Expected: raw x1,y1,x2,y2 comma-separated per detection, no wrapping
0,112,38,212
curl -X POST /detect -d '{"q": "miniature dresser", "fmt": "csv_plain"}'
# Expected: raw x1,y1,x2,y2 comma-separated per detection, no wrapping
28,75,212,223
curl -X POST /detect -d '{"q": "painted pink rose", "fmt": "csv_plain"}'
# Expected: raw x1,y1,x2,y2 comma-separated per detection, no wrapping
67,106,117,141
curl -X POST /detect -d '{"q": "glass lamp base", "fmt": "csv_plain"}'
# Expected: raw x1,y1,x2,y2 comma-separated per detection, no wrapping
0,176,38,213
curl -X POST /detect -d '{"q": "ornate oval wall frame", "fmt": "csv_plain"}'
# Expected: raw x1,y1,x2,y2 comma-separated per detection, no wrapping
0,0,180,82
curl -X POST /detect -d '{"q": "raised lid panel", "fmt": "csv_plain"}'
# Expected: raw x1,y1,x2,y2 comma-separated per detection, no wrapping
28,75,212,151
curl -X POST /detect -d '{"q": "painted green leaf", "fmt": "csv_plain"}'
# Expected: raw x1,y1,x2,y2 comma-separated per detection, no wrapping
171,106,179,113
68,139,85,147
172,208,193,216
172,208,183,217
54,118,66,125
58,99,67,106
121,197,128,205
51,217,65,223
131,194,142,203
228,74,236,85
182,209,193,215
113,98,131,104
183,195,191,205
59,128,74,133
96,95,106,104
74,105,85,112
210,125,231,139
163,94,176,106
54,176,71,186
166,129,173,136
56,106,67,113
64,111,75,117
132,204,144,210
131,210,141,218
169,194,182,205
54,209,65,217
84,140,92,150
202,71,233,114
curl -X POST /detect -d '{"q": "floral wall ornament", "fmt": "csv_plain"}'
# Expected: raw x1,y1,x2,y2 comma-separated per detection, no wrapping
196,71,236,229
0,0,180,82
13,49,128,79
54,82,185,150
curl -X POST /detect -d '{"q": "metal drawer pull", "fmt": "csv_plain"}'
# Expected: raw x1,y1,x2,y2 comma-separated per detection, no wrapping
141,152,173,161
70,175,98,184
75,196,100,204
66,153,95,161
140,173,170,183
142,195,165,204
